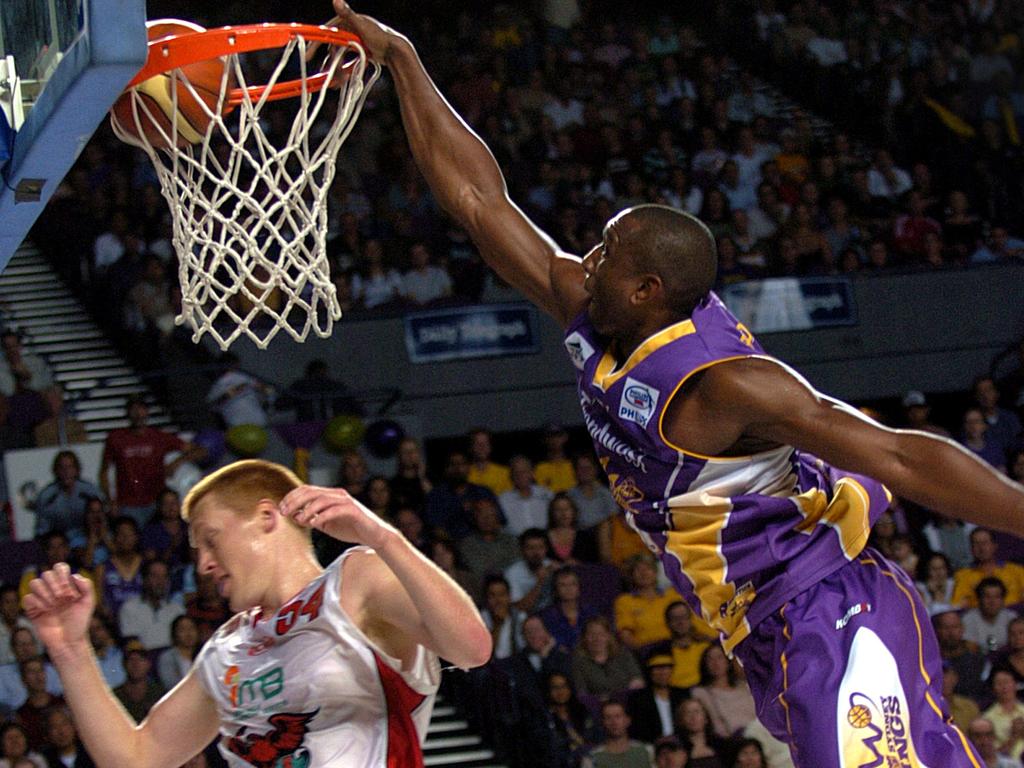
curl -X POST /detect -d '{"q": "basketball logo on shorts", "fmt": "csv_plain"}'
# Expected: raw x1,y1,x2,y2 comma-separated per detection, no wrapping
847,704,872,728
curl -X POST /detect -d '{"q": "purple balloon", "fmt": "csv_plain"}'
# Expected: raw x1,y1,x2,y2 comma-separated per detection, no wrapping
364,419,405,459
193,428,226,468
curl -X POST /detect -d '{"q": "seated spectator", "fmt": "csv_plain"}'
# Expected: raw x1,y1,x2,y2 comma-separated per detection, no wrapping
0,723,45,768
614,555,681,650
963,577,1018,653
922,513,974,572
942,664,980,734
500,456,554,535
509,616,573,703
0,585,33,668
466,428,511,495
953,528,1024,608
991,617,1024,696
113,639,165,723
32,386,88,448
87,616,124,689
33,451,101,544
983,669,1024,760
654,735,688,768
458,499,520,585
546,494,599,564
960,407,1006,471
117,559,183,650
740,720,794,768
205,353,272,429
401,242,451,305
867,149,912,201
690,644,757,739
540,567,599,650
658,601,711,690
15,658,65,750
140,489,188,568
915,552,957,616
423,450,495,540
40,707,94,768
889,533,920,578
0,630,61,713
627,654,688,744
568,453,617,534
571,616,643,699
943,190,984,262
972,224,1024,264
124,255,175,344
582,701,652,768
337,450,369,499
505,528,555,614
674,699,725,768
184,574,229,644
363,476,393,519
967,716,1018,768
429,536,479,603
0,332,52,398
538,671,594,768
901,391,951,438
934,611,987,700
974,375,1022,461
389,437,432,512
350,239,403,310
18,533,93,604
279,359,362,422
157,615,199,691
393,507,430,554
76,498,112,570
94,517,144,619
480,575,526,660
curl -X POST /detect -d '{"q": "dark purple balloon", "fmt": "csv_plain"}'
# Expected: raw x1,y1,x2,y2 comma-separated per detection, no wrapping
364,419,405,459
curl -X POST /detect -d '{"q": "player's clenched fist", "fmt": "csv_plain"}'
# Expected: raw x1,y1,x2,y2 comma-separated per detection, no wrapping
279,485,398,551
23,562,94,653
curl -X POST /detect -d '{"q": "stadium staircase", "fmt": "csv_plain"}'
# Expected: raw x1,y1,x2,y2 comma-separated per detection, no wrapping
0,244,174,441
424,695,509,768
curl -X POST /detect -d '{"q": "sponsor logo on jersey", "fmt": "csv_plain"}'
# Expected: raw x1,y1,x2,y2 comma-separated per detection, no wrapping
227,709,318,768
225,665,287,717
719,581,756,621
580,398,648,472
618,378,660,429
836,602,872,631
565,332,596,370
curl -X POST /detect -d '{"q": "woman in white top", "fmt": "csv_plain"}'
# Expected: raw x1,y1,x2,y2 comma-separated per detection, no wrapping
350,239,403,309
915,552,956,616
690,644,757,739
157,614,200,690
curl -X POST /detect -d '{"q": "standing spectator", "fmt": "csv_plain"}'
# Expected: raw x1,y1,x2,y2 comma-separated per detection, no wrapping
967,716,1018,768
915,552,957,616
982,670,1024,761
546,494,599,564
571,616,644,699
540,567,598,650
156,615,199,690
389,437,432,511
627,654,689,744
401,242,451,305
458,498,520,585
40,707,94,768
93,517,143,620
615,555,681,650
690,645,757,739
500,456,554,535
112,640,165,723
974,376,1022,461
100,395,205,527
480,575,525,660
466,428,511,495
205,353,272,429
0,586,33,667
32,386,88,448
124,256,175,344
953,528,1024,607
424,450,495,539
15,659,64,750
0,722,45,768
32,452,102,543
581,701,652,768
117,559,183,650
505,528,555,613
962,578,1019,652
961,407,1007,471
0,332,52,398
87,617,124,689
934,611,988,700
280,359,362,422
536,424,575,493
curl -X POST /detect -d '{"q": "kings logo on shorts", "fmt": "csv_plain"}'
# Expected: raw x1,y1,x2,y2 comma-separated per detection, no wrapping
618,378,660,428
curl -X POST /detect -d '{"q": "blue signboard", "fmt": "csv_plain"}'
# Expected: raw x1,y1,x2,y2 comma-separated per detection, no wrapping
404,304,540,363
721,277,857,333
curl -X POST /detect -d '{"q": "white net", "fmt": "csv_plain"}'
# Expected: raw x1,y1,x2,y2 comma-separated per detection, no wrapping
111,30,381,349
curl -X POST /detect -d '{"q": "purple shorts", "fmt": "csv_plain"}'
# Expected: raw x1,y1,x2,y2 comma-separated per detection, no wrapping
733,549,982,768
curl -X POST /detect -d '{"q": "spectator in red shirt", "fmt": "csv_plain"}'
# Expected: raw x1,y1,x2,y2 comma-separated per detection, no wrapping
892,190,942,261
99,396,204,528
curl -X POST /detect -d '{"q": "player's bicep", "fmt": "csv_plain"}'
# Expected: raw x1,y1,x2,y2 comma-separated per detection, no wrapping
343,553,429,664
137,670,220,768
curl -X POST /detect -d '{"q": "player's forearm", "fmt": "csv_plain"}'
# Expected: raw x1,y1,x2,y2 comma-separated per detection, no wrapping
47,641,153,767
374,530,491,668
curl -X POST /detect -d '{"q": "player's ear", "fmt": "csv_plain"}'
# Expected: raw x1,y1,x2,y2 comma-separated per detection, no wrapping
632,273,662,305
255,499,279,533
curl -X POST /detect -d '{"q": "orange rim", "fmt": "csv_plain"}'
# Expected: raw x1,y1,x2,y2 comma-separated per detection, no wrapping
127,23,366,105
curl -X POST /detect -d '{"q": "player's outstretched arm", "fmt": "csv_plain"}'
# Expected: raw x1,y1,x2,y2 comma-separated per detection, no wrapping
332,1,588,326
670,358,1024,537
23,564,219,768
280,485,492,668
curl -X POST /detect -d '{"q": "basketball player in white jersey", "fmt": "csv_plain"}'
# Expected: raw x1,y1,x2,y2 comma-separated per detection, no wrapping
23,460,492,767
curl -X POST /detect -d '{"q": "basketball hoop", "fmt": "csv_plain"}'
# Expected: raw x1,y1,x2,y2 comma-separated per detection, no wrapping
110,22,382,349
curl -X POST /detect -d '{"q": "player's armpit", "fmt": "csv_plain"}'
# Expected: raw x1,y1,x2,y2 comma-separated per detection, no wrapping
134,672,220,768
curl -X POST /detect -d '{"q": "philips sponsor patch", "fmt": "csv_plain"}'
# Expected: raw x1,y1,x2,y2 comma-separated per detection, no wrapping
565,332,595,370
618,377,660,428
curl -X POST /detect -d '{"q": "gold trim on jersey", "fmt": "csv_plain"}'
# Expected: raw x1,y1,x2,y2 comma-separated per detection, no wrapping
591,318,696,391
793,478,873,561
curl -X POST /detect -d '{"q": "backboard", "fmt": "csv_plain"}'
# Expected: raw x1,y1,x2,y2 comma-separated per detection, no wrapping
0,0,146,266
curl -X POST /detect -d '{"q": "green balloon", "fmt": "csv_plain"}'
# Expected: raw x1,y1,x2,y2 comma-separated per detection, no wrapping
323,414,365,453
226,424,269,457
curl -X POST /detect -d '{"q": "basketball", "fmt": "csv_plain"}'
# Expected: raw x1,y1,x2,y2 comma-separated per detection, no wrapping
847,704,872,729
110,19,236,149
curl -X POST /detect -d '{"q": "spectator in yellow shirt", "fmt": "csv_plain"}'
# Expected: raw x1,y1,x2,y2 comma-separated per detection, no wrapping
952,527,1024,608
662,600,710,689
614,555,681,650
466,428,511,495
535,423,575,493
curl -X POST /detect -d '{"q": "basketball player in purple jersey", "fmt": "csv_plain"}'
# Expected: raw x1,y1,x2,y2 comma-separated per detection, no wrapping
335,4,1024,765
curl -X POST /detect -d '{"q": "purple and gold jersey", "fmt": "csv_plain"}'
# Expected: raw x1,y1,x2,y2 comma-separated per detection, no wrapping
564,293,891,653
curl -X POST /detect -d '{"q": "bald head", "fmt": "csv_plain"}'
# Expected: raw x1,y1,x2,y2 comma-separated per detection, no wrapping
613,205,717,315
